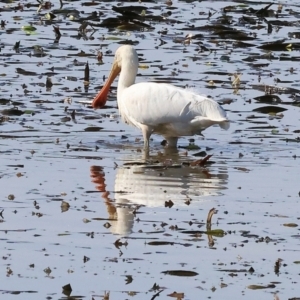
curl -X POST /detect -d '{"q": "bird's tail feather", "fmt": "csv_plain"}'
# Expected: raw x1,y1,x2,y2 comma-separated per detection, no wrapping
219,120,230,130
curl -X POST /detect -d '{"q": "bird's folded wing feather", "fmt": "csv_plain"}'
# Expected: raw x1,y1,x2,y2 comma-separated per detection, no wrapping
121,82,228,126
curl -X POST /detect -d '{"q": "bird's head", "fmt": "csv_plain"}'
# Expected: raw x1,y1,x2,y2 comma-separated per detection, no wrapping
92,45,138,109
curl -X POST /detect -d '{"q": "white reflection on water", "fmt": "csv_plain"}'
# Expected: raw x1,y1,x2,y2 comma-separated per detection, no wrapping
90,157,228,235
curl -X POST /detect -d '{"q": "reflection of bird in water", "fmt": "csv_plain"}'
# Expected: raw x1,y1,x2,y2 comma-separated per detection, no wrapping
92,45,229,149
90,165,134,236
90,158,228,236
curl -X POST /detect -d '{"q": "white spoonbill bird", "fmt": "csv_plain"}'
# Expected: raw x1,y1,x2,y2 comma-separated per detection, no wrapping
92,45,229,148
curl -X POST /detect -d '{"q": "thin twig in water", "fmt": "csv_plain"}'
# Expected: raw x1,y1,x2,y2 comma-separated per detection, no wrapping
206,207,217,225
151,290,163,300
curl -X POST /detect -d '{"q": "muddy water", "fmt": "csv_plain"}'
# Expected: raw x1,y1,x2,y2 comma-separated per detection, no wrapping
1,0,300,299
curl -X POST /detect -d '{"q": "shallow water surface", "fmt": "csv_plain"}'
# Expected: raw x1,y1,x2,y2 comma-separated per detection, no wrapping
1,0,300,299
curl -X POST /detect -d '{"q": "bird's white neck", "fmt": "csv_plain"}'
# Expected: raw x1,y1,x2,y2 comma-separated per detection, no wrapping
117,57,138,100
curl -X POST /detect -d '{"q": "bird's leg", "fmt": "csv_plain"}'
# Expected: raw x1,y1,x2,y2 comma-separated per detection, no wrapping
141,125,152,149
165,137,178,148
142,149,150,160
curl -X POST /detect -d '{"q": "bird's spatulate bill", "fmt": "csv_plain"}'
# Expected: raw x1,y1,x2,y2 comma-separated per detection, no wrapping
92,63,121,109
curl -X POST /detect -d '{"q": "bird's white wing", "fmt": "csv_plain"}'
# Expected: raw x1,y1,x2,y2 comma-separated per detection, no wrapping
120,82,228,126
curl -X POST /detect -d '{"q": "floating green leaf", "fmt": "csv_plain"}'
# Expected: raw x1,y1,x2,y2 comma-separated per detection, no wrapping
182,143,200,150
23,110,35,114
205,229,225,237
21,25,37,33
